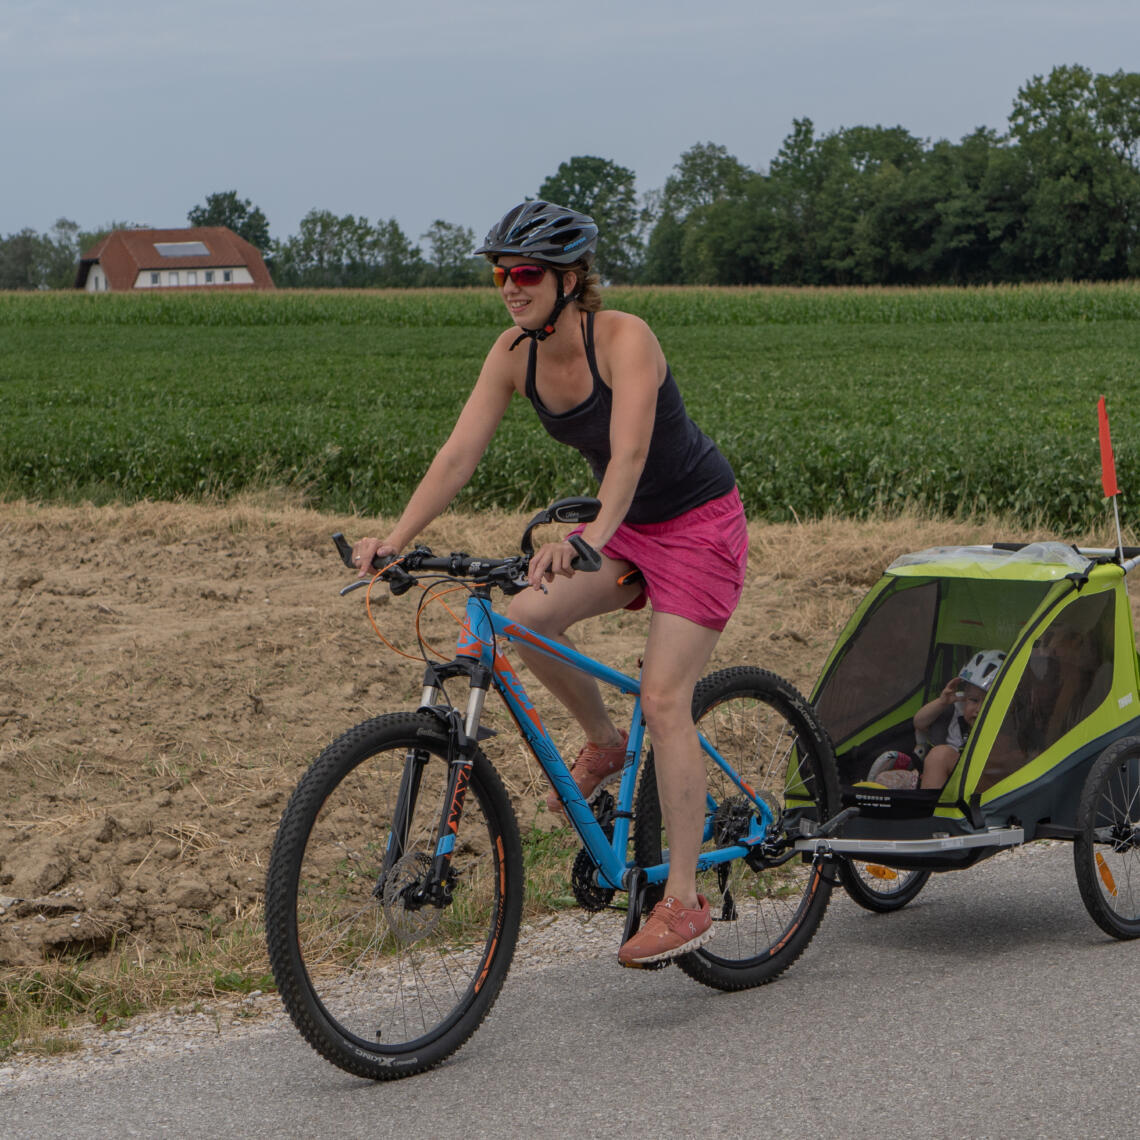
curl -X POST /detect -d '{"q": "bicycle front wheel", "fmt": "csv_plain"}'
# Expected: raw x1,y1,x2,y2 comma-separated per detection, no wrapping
265,712,523,1080
634,667,840,991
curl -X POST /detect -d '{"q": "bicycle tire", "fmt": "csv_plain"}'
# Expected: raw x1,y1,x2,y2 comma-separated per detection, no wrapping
265,711,523,1079
633,666,840,990
838,860,932,913
1074,736,1140,940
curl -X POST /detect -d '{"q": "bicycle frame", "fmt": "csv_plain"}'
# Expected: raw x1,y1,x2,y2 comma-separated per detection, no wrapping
419,585,775,894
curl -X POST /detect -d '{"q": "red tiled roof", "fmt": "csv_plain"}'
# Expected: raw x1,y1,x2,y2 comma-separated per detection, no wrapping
76,227,274,290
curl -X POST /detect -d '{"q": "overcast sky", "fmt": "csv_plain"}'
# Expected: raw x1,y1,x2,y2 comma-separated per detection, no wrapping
3,1,1138,247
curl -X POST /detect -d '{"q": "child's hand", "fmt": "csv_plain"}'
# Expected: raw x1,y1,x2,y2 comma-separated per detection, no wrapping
938,677,961,704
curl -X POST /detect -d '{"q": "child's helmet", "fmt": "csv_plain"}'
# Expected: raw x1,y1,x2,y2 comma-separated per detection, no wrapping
958,650,1006,692
475,201,598,267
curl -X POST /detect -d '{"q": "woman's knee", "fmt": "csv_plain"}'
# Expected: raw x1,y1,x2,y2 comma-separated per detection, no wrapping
506,592,559,634
640,682,694,731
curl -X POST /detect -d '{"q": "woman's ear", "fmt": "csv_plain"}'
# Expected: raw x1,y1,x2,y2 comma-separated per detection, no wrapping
561,269,578,297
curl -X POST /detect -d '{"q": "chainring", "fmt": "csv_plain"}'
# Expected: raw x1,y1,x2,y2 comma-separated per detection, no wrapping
570,790,617,911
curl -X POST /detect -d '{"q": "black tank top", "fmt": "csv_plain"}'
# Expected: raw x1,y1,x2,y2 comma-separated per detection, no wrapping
524,312,735,524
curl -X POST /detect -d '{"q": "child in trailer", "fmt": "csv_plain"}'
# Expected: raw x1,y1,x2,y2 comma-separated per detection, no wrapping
864,650,1007,790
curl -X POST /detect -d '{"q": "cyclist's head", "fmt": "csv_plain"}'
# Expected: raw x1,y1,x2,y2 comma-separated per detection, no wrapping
476,200,598,268
479,201,602,341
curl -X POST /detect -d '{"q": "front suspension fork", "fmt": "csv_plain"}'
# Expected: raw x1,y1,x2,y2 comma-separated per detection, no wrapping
382,677,490,909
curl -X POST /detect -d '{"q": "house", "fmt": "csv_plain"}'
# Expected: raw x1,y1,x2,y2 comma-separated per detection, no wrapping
75,226,275,291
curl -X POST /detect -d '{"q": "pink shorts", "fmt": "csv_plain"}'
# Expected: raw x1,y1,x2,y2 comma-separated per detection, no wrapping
591,487,748,632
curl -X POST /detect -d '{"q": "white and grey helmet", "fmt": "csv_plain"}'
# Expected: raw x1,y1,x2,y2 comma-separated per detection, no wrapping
958,650,1006,692
475,201,598,267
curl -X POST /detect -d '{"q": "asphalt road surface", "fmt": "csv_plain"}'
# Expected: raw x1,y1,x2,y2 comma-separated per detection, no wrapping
5,842,1137,1139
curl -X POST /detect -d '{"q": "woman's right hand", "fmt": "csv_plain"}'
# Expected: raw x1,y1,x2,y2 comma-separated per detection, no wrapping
351,536,399,578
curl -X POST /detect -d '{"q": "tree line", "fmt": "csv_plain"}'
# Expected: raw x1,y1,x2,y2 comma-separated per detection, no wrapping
4,65,1138,290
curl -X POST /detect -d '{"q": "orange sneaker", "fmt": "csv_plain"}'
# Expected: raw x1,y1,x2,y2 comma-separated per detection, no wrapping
618,894,713,967
545,729,629,816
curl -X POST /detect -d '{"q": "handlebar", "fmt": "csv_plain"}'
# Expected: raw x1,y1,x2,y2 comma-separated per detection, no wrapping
333,496,605,594
332,530,601,595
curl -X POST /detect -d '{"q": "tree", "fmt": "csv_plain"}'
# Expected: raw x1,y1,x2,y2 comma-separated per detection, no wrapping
538,156,641,281
41,218,83,289
372,218,424,287
0,229,46,289
421,220,480,286
1007,65,1140,279
187,190,272,255
642,209,686,284
270,211,425,288
662,142,753,219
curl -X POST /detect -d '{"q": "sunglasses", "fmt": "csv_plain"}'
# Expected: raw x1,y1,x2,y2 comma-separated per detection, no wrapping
492,263,548,288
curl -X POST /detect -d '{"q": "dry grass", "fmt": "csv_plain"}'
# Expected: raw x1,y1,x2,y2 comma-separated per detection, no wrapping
2,496,1136,1058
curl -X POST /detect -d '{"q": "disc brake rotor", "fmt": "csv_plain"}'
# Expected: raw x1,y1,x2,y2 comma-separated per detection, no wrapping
382,851,442,945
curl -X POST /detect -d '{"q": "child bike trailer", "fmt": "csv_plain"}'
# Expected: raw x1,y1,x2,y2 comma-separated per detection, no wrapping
807,541,1140,938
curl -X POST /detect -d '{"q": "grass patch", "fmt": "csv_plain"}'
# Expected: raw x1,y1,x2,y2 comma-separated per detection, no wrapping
0,917,271,1061
3,285,1140,529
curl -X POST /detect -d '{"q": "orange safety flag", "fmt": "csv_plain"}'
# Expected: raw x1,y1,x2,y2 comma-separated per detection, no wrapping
1098,396,1119,498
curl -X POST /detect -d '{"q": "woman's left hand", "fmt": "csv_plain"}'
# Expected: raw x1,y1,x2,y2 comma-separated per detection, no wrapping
527,539,580,589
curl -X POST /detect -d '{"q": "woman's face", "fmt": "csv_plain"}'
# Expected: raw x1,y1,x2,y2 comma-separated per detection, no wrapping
495,256,576,329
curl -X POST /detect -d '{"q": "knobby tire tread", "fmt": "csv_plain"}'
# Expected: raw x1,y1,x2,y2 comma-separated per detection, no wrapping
633,666,840,991
264,712,523,1080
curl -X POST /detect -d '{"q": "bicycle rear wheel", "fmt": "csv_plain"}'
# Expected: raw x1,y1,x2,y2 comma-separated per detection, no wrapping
265,712,523,1079
634,667,840,991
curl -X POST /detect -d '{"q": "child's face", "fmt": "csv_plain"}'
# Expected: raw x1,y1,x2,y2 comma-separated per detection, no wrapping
956,682,987,725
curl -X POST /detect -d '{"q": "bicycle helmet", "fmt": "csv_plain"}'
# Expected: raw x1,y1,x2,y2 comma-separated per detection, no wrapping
475,200,598,267
958,650,1006,692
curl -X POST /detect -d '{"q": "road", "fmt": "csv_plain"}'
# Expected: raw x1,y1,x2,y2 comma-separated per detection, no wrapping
4,842,1137,1139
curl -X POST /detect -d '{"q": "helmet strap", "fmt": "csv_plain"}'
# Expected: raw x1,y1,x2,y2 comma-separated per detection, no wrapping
508,271,575,351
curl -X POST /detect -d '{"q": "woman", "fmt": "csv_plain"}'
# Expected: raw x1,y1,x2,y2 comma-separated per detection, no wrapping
351,200,748,966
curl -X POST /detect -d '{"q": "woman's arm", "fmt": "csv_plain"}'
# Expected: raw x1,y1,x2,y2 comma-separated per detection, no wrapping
584,314,662,548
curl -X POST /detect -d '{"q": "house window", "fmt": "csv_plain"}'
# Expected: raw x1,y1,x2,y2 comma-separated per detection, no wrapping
150,272,160,286
169,271,179,286
222,269,233,283
188,271,198,286
204,270,214,284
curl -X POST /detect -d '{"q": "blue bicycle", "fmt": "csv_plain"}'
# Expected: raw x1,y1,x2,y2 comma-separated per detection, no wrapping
264,498,840,1080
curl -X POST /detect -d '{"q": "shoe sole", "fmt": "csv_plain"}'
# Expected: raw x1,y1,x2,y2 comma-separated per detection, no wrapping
619,924,715,968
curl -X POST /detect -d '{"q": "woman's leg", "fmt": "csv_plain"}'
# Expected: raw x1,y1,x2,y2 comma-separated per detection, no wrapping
505,555,641,744
638,611,723,909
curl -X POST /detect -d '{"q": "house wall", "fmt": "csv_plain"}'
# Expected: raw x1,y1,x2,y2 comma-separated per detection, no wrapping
84,266,109,292
132,266,255,289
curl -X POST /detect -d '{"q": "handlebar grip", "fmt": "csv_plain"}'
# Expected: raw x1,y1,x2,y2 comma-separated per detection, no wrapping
332,533,356,568
567,534,602,573
331,532,403,575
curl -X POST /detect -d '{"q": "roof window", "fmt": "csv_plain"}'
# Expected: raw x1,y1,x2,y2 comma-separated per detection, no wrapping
154,241,210,258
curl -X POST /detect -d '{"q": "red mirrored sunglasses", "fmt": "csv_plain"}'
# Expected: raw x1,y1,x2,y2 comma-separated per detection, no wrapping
492,263,548,288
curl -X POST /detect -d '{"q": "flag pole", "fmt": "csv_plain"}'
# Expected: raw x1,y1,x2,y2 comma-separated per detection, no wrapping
1098,396,1125,565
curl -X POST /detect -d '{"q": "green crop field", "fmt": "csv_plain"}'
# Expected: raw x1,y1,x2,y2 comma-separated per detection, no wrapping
2,284,1139,531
